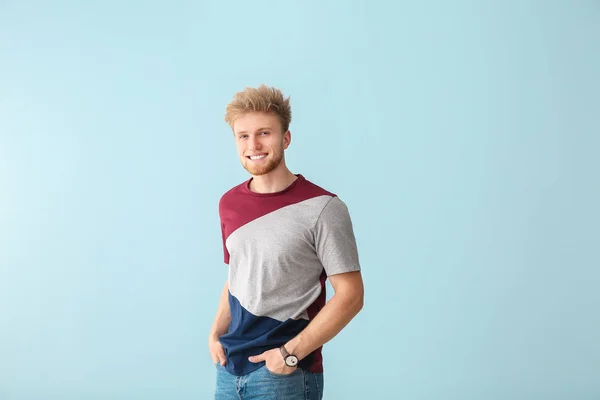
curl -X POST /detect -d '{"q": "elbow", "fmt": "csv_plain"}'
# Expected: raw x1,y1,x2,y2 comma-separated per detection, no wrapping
354,288,364,314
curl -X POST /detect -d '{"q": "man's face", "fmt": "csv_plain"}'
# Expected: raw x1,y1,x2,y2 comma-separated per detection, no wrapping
233,112,291,176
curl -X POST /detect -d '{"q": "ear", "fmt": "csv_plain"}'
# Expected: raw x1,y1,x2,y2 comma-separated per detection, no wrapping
283,130,292,149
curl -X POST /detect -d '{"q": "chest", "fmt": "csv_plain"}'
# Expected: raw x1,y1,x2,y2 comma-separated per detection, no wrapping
225,204,317,262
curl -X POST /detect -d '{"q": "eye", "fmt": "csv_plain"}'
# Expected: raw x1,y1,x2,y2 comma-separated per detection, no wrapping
260,131,269,135
239,134,248,139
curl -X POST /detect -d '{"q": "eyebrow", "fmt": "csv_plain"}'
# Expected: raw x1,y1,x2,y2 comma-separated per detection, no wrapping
236,127,273,134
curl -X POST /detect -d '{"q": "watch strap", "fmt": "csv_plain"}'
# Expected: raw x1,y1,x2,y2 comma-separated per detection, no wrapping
280,345,290,359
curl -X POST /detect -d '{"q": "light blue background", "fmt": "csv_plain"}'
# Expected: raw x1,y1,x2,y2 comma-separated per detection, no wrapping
1,1,599,399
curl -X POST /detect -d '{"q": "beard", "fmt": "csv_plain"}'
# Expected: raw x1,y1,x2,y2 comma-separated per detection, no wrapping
242,151,283,176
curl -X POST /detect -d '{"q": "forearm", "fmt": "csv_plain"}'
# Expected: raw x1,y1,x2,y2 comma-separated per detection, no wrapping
209,281,231,340
284,287,363,361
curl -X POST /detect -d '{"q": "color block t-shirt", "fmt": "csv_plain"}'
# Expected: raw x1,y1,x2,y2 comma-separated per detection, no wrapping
218,174,361,376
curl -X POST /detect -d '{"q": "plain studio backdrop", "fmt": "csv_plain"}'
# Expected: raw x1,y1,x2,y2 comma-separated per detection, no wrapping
1,1,599,399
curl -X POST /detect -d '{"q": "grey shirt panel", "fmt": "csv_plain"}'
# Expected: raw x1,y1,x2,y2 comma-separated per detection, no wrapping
227,194,360,322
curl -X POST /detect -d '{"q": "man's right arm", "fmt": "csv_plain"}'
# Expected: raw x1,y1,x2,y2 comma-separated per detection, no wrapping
208,280,231,366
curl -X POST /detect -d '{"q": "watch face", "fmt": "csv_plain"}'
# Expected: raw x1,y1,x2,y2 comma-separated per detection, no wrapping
285,355,299,367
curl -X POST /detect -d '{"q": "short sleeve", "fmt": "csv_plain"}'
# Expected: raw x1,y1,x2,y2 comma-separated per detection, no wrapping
314,196,361,276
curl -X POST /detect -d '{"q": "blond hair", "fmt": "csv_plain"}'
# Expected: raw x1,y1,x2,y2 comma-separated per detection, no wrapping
224,84,292,131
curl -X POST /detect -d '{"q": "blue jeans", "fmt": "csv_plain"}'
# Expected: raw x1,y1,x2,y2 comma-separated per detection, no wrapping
214,363,324,400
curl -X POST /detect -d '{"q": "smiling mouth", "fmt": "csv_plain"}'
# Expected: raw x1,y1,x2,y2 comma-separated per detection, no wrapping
247,154,267,160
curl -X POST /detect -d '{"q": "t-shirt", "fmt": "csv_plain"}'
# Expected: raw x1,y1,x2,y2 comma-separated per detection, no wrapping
218,174,361,376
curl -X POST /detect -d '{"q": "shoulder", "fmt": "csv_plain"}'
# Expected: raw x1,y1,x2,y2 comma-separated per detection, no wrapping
297,175,337,198
319,196,351,220
219,180,248,211
296,176,354,217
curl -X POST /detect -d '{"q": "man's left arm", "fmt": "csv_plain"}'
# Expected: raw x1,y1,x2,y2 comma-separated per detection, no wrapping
248,271,364,371
284,270,364,360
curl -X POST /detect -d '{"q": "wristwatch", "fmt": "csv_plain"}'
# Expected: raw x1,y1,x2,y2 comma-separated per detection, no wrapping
279,345,299,367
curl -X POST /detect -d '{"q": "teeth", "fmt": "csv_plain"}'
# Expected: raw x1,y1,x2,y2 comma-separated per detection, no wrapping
250,154,266,160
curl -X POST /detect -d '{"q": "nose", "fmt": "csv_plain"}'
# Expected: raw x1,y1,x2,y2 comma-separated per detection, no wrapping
249,136,262,152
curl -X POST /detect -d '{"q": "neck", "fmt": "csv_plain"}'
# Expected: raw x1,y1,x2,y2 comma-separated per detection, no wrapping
249,164,297,194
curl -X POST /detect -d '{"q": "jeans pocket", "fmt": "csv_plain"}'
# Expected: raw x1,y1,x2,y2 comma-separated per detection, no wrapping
264,365,300,378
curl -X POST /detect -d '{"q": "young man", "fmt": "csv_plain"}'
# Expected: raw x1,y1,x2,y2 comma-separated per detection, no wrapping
209,85,364,400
